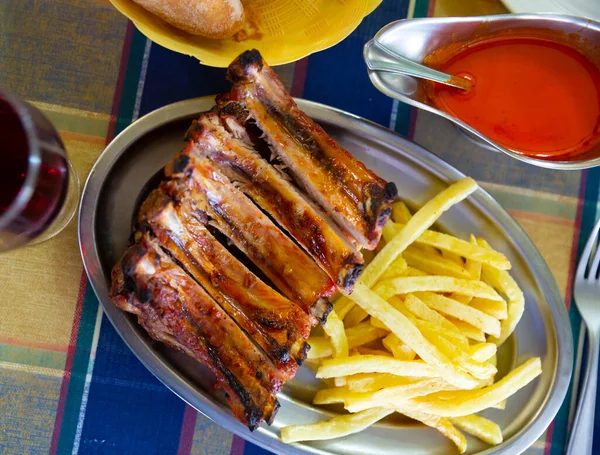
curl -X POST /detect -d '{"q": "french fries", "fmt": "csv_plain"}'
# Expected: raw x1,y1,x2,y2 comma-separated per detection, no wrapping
391,200,412,223
416,292,501,337
382,333,417,360
375,276,503,302
393,358,542,417
280,408,394,443
322,310,348,358
401,410,467,454
385,222,511,270
451,415,503,445
336,178,478,319
347,284,479,389
478,238,525,346
317,355,441,379
307,322,389,360
346,373,416,392
403,246,471,279
282,179,540,454
469,343,497,362
345,378,456,413
470,297,508,320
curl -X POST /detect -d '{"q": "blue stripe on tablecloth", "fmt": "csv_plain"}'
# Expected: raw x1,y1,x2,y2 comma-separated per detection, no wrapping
301,0,410,127
138,44,229,117
75,39,245,455
77,317,186,455
73,31,197,455
241,442,272,455
549,167,600,455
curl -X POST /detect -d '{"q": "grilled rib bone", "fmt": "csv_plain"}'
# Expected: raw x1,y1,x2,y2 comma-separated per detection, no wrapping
138,187,312,376
110,234,280,430
223,49,397,250
186,112,364,291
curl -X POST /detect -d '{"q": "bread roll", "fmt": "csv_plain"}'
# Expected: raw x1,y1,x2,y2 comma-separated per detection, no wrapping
133,0,245,38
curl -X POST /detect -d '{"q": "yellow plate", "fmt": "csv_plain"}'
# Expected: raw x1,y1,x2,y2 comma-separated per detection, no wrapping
110,0,383,67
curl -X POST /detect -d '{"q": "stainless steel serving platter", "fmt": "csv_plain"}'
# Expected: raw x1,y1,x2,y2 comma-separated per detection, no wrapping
79,97,573,455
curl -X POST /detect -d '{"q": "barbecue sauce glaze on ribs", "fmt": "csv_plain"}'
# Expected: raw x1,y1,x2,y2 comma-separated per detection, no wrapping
110,50,397,431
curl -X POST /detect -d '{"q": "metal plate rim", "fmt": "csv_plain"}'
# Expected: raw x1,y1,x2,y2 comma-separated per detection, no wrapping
78,96,573,455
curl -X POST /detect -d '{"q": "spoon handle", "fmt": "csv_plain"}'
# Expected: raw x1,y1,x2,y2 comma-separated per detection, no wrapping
566,328,599,455
364,40,471,91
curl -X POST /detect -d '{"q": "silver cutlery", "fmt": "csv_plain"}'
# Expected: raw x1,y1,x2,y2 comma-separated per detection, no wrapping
567,218,600,454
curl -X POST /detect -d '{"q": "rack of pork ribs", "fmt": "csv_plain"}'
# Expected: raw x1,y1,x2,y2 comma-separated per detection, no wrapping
110,50,397,430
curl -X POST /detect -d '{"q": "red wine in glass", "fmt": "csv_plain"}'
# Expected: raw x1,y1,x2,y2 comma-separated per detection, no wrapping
0,90,77,252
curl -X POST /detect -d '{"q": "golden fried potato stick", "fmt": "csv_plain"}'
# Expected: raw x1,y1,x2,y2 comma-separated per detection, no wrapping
337,178,478,320
345,378,456,413
391,200,412,224
379,256,409,281
403,246,471,279
382,333,417,360
375,276,503,302
404,294,465,336
477,238,525,346
416,292,501,337
354,347,393,357
385,296,470,352
441,249,465,265
323,310,348,358
420,327,497,380
280,407,393,443
316,355,441,379
400,410,467,454
345,284,479,389
470,297,508,320
446,317,487,342
346,373,418,393
469,343,497,362
389,358,542,417
385,223,510,270
313,386,354,405
347,322,389,347
344,304,370,327
307,336,333,359
451,414,503,445
308,323,389,360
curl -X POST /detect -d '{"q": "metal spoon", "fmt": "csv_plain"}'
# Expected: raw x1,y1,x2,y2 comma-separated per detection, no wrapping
364,39,473,91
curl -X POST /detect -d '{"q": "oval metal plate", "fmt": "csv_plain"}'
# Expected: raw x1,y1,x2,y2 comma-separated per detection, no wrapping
79,97,573,455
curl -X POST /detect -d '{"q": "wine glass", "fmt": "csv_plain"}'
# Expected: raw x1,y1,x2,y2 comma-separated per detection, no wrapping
0,89,80,252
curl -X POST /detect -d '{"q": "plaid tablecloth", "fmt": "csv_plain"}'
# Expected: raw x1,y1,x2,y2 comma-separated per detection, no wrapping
1,0,598,454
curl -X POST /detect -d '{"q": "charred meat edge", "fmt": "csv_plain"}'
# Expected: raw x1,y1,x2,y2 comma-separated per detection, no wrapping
110,235,280,429
186,112,364,291
224,49,397,250
164,150,334,323
138,187,311,374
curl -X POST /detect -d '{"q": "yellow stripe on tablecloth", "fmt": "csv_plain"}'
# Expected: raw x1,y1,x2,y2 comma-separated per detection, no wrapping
28,101,110,139
190,413,235,455
0,368,62,453
28,101,111,120
0,136,104,349
482,181,579,222
432,0,508,17
0,360,65,378
509,212,575,302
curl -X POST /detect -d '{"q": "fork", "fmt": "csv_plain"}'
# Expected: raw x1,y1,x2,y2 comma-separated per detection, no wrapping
567,218,600,455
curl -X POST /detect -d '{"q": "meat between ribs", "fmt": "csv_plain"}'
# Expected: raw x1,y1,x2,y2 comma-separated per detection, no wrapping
164,149,335,323
185,112,364,291
110,234,280,430
137,187,312,377
223,49,398,250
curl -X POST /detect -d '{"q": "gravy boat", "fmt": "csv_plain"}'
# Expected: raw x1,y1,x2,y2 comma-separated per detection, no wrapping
364,14,600,170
